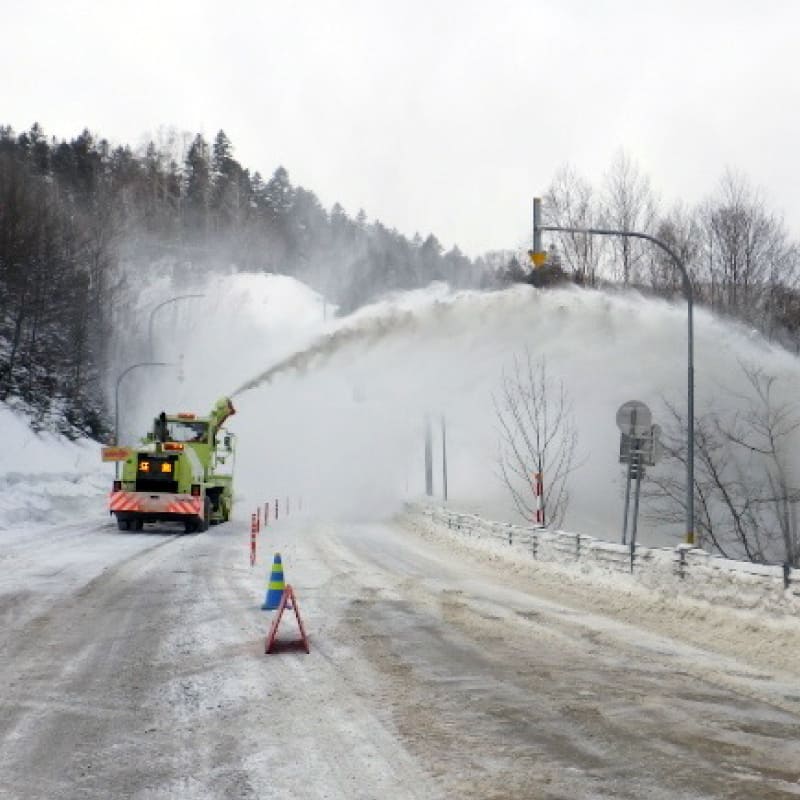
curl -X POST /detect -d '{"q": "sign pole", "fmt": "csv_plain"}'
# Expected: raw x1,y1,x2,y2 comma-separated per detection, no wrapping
621,456,634,545
630,447,644,572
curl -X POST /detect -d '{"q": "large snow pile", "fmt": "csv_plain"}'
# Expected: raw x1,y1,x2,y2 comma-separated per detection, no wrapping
0,404,109,529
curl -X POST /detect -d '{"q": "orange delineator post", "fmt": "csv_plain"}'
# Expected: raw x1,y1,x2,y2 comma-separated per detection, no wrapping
264,585,310,654
250,513,257,567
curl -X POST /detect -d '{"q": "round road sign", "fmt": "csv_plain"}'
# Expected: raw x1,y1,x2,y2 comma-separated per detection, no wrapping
616,400,652,436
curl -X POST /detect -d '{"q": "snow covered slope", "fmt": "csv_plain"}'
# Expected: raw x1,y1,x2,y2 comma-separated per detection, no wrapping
0,404,108,529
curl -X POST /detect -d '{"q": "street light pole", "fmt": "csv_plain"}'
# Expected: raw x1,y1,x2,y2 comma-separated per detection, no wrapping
531,197,696,544
148,294,205,360
424,415,434,497
114,361,169,475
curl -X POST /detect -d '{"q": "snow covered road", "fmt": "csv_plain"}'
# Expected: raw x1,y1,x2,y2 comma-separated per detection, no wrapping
1,513,799,799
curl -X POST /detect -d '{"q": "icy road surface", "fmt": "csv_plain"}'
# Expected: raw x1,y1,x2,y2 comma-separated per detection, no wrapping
1,514,799,799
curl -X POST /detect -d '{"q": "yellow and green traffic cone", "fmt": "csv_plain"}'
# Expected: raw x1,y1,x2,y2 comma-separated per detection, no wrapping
261,553,285,610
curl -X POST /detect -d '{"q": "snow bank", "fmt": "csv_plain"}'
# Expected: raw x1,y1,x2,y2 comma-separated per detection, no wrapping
405,502,800,617
0,404,109,529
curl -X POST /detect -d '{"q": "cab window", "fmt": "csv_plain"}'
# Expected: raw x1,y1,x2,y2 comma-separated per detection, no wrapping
167,421,208,443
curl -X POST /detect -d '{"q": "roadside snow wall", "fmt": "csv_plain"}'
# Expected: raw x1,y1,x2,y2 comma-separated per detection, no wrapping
0,404,108,529
405,503,800,616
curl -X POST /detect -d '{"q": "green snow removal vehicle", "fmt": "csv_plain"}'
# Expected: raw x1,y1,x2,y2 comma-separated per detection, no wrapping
104,397,236,532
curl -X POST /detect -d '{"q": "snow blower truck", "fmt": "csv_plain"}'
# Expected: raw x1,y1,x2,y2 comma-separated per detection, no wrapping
103,397,236,532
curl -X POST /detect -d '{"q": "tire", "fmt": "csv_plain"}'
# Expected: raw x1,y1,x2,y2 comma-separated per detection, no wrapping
201,497,211,532
184,519,197,534
132,519,144,531
116,518,130,531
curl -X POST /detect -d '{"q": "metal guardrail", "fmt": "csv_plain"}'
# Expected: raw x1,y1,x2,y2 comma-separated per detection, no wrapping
409,503,799,610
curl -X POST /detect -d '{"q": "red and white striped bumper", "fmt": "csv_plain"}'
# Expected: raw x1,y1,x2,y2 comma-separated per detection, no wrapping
109,491,202,516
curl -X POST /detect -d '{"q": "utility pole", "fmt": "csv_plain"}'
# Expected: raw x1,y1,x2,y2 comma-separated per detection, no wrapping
424,415,433,496
441,414,448,503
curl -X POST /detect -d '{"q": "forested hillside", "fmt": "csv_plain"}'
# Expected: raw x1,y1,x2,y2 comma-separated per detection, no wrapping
3,123,800,441
0,124,486,436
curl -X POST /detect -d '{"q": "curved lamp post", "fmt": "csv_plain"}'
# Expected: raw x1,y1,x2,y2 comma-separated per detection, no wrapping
114,361,169,475
148,294,205,359
531,197,695,544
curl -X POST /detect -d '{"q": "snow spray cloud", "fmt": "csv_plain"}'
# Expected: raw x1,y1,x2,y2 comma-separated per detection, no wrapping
142,273,800,547
230,309,419,398
110,272,328,444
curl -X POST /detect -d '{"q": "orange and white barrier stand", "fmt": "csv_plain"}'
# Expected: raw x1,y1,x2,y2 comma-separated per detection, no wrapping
533,471,544,525
265,584,310,654
250,513,258,567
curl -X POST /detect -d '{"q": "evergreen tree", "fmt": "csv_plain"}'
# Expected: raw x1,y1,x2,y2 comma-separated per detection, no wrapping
262,166,295,269
184,134,210,235
210,129,243,230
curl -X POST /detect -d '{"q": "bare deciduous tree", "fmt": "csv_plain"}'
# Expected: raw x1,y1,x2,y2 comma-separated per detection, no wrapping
646,401,761,559
601,150,658,286
494,351,578,528
544,164,604,286
722,364,800,566
649,202,701,296
696,171,797,327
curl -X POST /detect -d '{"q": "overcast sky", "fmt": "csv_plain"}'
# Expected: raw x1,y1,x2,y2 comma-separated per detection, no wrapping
3,0,799,257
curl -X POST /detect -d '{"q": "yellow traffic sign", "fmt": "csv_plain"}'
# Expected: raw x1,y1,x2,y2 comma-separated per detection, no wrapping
528,250,548,267
101,446,132,462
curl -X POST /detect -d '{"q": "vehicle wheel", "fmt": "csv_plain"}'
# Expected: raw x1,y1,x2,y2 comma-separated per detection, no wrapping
116,518,130,531
184,519,196,534
132,519,144,531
